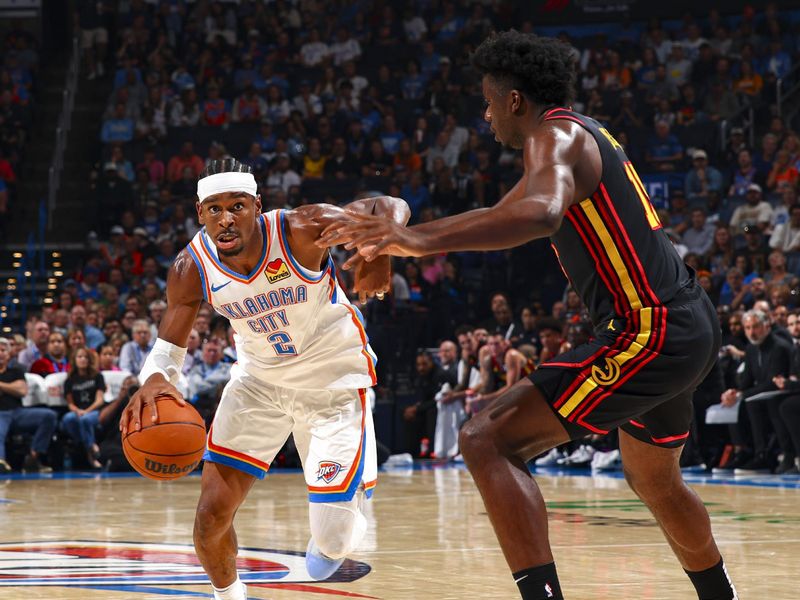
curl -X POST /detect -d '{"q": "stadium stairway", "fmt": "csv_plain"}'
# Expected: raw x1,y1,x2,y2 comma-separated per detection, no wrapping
0,55,111,331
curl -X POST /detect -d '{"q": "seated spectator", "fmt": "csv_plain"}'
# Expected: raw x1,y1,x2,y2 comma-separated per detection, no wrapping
403,351,447,457
324,137,358,180
766,149,799,193
536,317,564,364
70,305,105,349
302,138,326,179
432,340,466,459
682,208,715,256
201,84,229,126
182,329,203,376
426,131,459,173
62,347,106,469
734,61,763,99
292,80,321,119
231,86,267,123
97,375,138,471
97,344,120,372
17,320,50,370
729,184,773,233
719,309,792,473
770,203,800,257
645,120,683,172
718,267,753,309
265,153,301,193
0,337,56,473
470,333,535,415
400,171,430,218
299,28,329,67
728,149,760,198
167,142,205,183
666,189,691,235
772,183,800,229
118,319,152,375
169,87,200,128
330,27,361,66
684,149,722,202
187,338,231,423
703,80,740,122
754,133,779,180
763,250,794,288
101,103,134,144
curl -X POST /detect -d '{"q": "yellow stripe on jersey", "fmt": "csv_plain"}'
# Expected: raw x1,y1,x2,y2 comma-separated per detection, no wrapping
557,308,654,419
624,163,662,230
579,198,643,311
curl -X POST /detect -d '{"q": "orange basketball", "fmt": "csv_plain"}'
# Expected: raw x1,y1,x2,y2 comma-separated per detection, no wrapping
122,396,207,480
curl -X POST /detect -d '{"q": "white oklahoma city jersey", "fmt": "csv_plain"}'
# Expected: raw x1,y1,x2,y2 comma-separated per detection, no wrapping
185,209,377,390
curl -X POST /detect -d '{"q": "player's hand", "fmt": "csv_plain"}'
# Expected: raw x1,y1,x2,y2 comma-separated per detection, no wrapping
120,375,185,436
315,213,431,262
352,254,391,303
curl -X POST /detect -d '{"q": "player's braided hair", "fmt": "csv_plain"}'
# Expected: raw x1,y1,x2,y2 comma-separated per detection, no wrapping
199,158,253,179
471,30,576,107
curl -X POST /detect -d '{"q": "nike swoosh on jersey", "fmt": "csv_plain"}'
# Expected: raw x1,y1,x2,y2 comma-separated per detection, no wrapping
211,281,231,292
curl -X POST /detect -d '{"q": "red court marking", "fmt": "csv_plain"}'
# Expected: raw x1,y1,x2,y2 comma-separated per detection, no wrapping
252,582,380,598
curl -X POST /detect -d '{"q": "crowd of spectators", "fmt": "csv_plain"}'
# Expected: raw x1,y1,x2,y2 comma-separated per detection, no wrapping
3,1,800,474
0,28,37,243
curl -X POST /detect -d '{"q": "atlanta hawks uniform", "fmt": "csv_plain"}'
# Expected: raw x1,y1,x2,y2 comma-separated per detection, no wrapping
530,108,721,448
186,209,377,502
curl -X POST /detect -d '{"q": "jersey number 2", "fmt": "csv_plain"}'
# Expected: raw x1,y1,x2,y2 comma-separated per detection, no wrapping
267,332,297,356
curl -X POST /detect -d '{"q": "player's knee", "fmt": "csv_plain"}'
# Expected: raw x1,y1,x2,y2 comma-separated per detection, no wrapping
194,495,236,539
309,501,367,560
623,464,680,503
459,416,493,465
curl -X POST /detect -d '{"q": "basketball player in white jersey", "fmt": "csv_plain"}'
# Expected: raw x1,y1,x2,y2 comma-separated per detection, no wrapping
120,159,410,600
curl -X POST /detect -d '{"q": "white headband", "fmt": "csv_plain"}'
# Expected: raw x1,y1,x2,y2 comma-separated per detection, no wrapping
197,172,258,202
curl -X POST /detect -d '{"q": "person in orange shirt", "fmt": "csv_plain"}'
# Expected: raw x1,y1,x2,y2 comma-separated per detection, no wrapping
166,142,205,182
393,139,422,173
600,50,631,91
767,149,799,191
734,61,763,98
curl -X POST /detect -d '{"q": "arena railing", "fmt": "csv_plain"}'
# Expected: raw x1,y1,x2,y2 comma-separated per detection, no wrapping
47,35,80,231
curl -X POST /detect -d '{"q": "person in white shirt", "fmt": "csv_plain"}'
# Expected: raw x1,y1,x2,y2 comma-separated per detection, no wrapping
729,184,773,233
265,153,302,193
769,203,800,255
329,27,361,66
299,29,329,67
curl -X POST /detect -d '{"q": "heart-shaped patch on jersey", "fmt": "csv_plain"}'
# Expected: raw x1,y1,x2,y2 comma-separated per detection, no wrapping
266,257,290,283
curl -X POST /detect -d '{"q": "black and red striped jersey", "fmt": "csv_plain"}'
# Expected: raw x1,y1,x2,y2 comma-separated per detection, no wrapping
544,107,691,324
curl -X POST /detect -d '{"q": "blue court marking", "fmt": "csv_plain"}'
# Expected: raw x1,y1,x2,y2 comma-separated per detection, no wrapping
3,463,799,490
74,585,215,598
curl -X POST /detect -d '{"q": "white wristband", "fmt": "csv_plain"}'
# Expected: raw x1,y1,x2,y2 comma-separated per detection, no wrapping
138,338,187,387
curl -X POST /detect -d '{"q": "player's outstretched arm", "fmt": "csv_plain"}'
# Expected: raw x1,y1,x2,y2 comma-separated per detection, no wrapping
120,250,203,435
288,196,410,301
316,125,582,260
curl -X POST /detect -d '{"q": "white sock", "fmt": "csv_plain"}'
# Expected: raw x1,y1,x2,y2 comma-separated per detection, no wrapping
213,576,247,600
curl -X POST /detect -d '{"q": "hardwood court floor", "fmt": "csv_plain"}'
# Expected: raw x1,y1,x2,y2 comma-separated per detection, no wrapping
0,465,798,599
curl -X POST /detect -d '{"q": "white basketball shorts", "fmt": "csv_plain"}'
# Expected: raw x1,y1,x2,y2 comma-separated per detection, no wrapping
203,364,377,502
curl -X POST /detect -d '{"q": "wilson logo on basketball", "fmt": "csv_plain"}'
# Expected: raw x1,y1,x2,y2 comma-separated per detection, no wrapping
144,458,199,475
0,541,371,590
317,461,342,483
266,258,290,283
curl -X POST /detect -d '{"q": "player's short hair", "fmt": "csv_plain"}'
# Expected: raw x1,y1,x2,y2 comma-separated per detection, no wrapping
471,30,576,107
537,317,563,335
199,158,252,180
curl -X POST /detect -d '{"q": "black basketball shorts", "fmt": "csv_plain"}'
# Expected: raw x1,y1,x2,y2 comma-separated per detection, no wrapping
530,288,720,448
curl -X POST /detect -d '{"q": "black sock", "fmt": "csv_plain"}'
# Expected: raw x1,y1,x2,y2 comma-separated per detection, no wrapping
512,563,564,600
685,558,737,600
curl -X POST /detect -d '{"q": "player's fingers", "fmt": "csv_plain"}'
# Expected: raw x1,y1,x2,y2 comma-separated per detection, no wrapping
361,239,392,261
148,397,159,424
343,252,364,271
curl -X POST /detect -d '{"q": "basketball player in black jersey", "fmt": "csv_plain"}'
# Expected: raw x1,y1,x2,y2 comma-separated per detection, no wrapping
318,31,736,600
